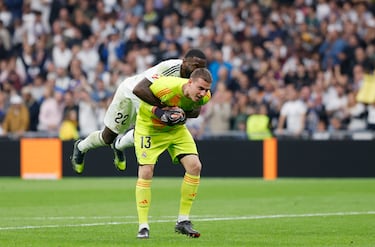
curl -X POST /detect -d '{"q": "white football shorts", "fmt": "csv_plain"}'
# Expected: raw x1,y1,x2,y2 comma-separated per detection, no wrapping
104,79,140,134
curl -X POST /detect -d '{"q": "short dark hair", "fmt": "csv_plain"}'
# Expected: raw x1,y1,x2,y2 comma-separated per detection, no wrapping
190,68,212,83
184,49,206,60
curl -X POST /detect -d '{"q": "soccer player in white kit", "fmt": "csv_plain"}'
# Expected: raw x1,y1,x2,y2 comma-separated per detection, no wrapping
71,49,207,174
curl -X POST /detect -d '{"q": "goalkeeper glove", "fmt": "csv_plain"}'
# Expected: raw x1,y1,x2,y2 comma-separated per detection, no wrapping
153,107,186,126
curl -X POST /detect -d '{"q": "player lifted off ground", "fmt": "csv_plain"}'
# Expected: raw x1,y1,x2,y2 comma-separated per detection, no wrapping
71,49,207,174
134,68,212,239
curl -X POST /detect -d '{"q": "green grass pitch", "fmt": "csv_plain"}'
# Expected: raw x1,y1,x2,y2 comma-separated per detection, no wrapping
0,177,374,246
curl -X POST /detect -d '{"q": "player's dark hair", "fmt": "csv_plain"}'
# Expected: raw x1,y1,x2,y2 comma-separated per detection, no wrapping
184,49,206,60
190,68,212,83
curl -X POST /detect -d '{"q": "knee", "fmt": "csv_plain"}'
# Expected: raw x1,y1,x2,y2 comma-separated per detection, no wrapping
182,156,202,176
139,165,154,180
189,161,202,175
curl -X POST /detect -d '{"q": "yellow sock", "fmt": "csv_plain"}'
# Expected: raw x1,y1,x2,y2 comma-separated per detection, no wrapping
136,178,152,226
179,173,200,217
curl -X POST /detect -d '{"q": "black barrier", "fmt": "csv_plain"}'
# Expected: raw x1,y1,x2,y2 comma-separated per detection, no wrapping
197,140,263,177
62,140,263,177
0,138,20,176
1,139,374,177
278,140,375,177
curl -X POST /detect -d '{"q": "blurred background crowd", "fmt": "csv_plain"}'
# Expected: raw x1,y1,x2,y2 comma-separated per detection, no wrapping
1,0,375,141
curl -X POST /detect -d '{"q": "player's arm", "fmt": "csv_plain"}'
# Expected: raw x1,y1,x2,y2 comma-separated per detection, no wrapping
133,79,166,108
133,60,177,108
145,77,186,125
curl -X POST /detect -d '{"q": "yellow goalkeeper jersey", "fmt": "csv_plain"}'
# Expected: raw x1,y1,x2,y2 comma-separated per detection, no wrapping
136,76,210,132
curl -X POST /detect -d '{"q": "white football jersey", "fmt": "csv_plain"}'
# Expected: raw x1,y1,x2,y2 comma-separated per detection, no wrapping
122,59,183,92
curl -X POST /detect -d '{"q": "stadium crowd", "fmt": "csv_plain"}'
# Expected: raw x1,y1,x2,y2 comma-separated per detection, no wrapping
1,0,375,140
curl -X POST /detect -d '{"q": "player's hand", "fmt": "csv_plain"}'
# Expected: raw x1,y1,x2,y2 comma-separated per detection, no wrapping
154,106,186,126
161,109,186,126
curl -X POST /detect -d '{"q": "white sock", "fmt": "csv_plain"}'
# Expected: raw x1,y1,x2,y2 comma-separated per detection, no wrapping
115,128,135,150
78,130,106,153
177,215,189,223
139,223,149,231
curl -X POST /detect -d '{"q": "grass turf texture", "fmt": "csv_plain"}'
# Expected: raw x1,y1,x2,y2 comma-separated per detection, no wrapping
0,178,374,247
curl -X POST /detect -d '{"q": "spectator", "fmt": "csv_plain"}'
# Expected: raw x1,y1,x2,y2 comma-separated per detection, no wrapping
1,94,29,138
0,20,11,60
4,69,23,93
202,82,232,135
77,88,99,137
59,109,79,141
91,78,112,103
86,60,106,85
246,103,272,140
276,84,307,137
63,90,79,129
17,43,37,84
52,38,73,70
73,8,92,40
231,91,251,132
208,49,233,92
68,58,89,91
142,0,158,26
342,91,366,131
76,39,100,77
31,10,50,40
353,46,374,74
328,115,346,139
29,74,46,103
21,86,40,131
339,34,362,78
54,67,72,93
319,29,347,70
351,64,365,93
181,18,201,44
4,0,22,22
98,27,126,70
305,93,327,134
11,18,24,53
37,86,64,134
0,2,12,28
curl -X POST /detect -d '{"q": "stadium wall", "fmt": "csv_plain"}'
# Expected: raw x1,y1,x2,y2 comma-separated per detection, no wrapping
0,139,374,178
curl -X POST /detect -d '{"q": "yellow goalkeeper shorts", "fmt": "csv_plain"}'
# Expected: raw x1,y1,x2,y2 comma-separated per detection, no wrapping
134,125,197,165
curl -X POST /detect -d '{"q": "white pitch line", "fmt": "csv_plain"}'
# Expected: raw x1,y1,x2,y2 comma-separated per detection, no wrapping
3,216,139,221
1,211,374,231
2,215,190,221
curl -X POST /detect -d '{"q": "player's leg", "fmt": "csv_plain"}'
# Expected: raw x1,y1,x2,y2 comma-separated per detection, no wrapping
110,129,135,172
114,128,134,151
169,129,201,238
71,126,117,174
112,94,140,162
71,82,134,174
175,154,201,238
135,165,154,239
103,88,137,171
134,129,166,239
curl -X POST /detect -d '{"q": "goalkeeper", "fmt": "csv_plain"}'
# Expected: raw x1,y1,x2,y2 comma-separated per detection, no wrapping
134,68,212,239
